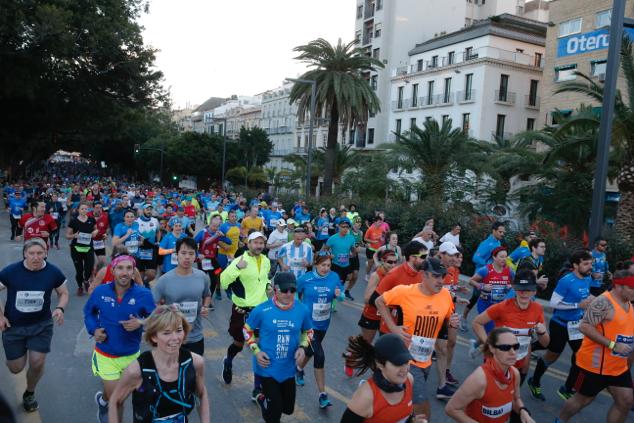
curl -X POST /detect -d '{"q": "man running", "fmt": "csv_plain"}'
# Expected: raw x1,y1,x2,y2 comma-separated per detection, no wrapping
590,237,610,297
152,237,211,355
135,204,160,284
7,190,27,241
277,227,313,280
326,219,357,300
18,201,58,245
89,202,110,267
217,209,241,269
0,239,69,412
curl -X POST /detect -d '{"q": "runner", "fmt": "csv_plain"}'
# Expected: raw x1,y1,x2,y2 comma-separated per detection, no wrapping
375,258,459,417
294,253,343,408
590,237,610,297
314,208,330,252
348,218,364,289
326,218,358,300
88,245,144,293
112,209,142,258
158,217,187,274
0,239,69,412
217,209,241,269
527,249,594,402
152,237,212,355
266,219,288,275
219,231,270,389
439,223,461,247
194,214,230,303
18,201,58,245
89,202,110,267
66,202,98,296
107,305,210,423
372,232,402,267
241,205,264,237
445,327,536,423
364,216,387,277
555,270,634,423
83,254,155,423
277,227,313,280
135,203,160,284
516,237,548,290
243,272,312,423
46,192,65,249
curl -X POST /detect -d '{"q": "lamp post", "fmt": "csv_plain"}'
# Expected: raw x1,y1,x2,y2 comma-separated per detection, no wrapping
286,78,316,197
135,143,165,185
213,117,228,191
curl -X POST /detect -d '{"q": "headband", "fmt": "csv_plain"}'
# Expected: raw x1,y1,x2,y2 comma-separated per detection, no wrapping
613,276,634,288
111,255,137,268
491,246,507,257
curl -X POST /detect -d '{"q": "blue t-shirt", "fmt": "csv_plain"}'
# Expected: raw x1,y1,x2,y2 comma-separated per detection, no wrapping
509,245,530,263
8,197,27,218
472,235,501,267
590,250,609,288
265,211,282,229
114,222,141,255
0,261,67,326
315,217,330,240
297,271,343,331
326,233,356,267
159,232,187,272
246,299,312,382
551,272,591,326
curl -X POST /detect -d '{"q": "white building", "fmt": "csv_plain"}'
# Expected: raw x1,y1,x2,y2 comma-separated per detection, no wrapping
388,14,547,142
205,95,262,138
354,0,549,148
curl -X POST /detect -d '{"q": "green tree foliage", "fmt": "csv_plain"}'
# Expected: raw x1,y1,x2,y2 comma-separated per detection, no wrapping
236,127,273,169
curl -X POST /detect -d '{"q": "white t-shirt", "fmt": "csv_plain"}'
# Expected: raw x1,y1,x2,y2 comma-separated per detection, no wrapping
267,230,288,260
413,237,434,251
439,232,460,246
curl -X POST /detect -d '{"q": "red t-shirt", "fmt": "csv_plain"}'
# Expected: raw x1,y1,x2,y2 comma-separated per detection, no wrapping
89,212,109,240
19,213,58,242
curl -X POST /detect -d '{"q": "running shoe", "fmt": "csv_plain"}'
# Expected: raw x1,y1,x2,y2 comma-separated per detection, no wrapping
256,393,267,414
94,391,107,423
435,385,455,400
344,364,354,377
23,390,38,413
527,377,545,401
344,290,355,301
557,385,574,401
295,368,305,386
445,369,459,386
222,357,232,384
76,287,84,297
250,387,262,402
459,317,468,332
468,339,481,359
431,351,437,361
318,393,332,409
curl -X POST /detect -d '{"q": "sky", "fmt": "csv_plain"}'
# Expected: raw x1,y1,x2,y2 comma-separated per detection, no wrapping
139,0,356,109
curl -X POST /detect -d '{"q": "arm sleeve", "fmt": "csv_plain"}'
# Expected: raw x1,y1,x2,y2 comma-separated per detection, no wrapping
549,291,578,310
193,231,204,243
220,259,240,290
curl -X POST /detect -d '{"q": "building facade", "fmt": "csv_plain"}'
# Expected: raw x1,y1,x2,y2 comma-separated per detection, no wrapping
388,14,546,142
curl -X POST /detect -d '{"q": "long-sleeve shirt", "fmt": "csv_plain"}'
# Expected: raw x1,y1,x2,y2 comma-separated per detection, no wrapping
472,235,501,268
220,253,270,308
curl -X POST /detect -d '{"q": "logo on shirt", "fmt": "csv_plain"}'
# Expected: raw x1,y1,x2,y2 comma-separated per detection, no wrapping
128,298,136,305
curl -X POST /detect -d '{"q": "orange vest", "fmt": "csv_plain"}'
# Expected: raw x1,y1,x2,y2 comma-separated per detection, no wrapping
465,365,515,422
365,377,413,423
576,291,634,376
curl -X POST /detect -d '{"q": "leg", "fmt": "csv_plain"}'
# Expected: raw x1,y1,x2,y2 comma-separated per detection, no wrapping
558,392,595,422
360,327,377,344
83,251,95,286
446,327,457,368
563,339,583,392
260,376,284,423
70,247,84,289
606,385,634,423
6,356,28,374
412,366,431,419
347,270,359,292
434,339,448,388
280,377,297,416
311,331,327,393
25,351,47,392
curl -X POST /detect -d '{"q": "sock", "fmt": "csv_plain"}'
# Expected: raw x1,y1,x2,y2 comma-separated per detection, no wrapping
532,357,549,386
23,390,34,397
253,373,262,390
98,396,108,407
296,366,303,372
227,343,242,361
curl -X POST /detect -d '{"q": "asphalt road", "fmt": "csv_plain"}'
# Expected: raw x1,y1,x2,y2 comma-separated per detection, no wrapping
0,210,625,423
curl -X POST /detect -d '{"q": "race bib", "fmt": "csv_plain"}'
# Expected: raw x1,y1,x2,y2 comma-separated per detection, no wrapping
201,259,213,270
482,402,512,420
51,212,59,220
124,240,138,254
138,248,153,260
490,286,508,302
409,335,436,363
321,227,329,236
567,320,584,341
93,240,105,250
11,214,20,219
170,253,178,266
270,218,278,227
612,334,634,358
290,258,304,269
336,254,349,265
77,232,92,245
177,301,198,323
517,334,531,360
312,302,331,322
154,412,186,422
15,291,45,313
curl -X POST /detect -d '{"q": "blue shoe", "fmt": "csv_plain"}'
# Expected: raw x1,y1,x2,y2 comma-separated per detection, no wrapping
94,391,108,423
318,393,332,409
435,384,455,400
295,368,305,386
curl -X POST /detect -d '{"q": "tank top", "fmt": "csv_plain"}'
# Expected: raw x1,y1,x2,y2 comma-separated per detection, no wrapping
365,376,413,423
465,364,515,422
362,267,387,321
102,264,113,284
576,291,634,376
480,264,512,303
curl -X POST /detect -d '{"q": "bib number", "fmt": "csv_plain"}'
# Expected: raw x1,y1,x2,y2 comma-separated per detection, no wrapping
138,248,153,260
409,335,436,363
125,240,138,254
177,301,198,323
93,240,105,250
490,286,507,301
51,212,59,220
567,320,584,341
336,254,349,266
77,232,92,245
15,291,45,313
201,259,213,270
312,302,331,322
170,253,178,266
612,334,634,358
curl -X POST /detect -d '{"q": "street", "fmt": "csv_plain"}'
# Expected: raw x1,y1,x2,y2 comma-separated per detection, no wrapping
0,211,622,423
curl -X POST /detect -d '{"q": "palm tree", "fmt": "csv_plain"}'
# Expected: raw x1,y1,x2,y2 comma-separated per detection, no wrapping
289,38,384,195
555,36,634,242
386,118,484,201
312,144,360,187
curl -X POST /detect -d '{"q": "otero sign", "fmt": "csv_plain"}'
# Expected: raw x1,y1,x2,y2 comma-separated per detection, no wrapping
557,28,634,58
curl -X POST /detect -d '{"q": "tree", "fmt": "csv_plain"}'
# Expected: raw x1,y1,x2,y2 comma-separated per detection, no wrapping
342,151,407,202
554,36,634,242
289,38,384,195
237,127,273,170
312,144,360,187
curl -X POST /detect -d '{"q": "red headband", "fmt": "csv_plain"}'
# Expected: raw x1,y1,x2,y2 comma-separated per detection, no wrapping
613,276,634,288
491,246,507,257
111,255,137,269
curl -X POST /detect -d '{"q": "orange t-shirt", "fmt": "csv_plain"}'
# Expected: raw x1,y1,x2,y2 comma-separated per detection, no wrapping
241,216,263,236
365,225,386,251
443,266,460,292
376,263,423,334
382,284,455,368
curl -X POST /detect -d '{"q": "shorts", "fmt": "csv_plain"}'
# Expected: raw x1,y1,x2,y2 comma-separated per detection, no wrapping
573,367,633,397
2,319,54,361
182,339,204,356
331,264,352,283
349,256,360,271
94,247,106,257
547,320,582,355
228,304,253,342
411,365,431,404
91,349,140,381
358,315,380,330
365,248,376,260
136,247,158,271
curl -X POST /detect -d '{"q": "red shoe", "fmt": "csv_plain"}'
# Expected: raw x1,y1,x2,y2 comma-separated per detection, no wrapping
344,365,354,377
76,287,84,296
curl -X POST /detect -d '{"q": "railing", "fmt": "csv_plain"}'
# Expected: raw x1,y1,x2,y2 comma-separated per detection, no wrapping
364,2,375,19
524,95,540,109
391,98,409,111
362,32,373,45
494,90,516,105
272,147,308,156
456,90,476,103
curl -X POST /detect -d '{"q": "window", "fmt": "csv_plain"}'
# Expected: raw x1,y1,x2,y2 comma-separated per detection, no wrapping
355,30,361,43
368,128,375,144
464,73,473,100
596,10,611,28
555,64,577,82
528,80,539,106
526,118,535,131
374,23,382,37
465,17,472,27
498,74,509,101
410,118,417,129
397,86,404,109
370,75,378,90
442,115,450,124
465,47,474,60
395,119,402,135
448,51,455,65
425,116,433,123
376,0,383,10
357,5,363,19
496,114,506,138
431,55,439,68
373,48,380,59
462,113,470,134
349,129,356,145
412,83,419,107
417,59,424,71
443,77,452,103
559,18,582,37
297,136,301,148
534,52,543,67
591,60,607,77
427,81,435,105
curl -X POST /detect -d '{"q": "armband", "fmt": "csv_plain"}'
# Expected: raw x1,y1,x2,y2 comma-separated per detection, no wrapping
249,342,261,355
608,340,616,350
55,307,65,313
300,329,314,348
519,407,531,416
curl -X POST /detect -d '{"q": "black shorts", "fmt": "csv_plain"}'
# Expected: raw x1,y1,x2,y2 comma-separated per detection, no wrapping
136,247,158,271
94,247,106,257
331,263,352,283
349,256,360,271
182,338,204,356
358,315,380,330
2,319,54,361
573,367,633,397
546,320,583,354
365,248,376,260
228,304,253,342
589,286,606,297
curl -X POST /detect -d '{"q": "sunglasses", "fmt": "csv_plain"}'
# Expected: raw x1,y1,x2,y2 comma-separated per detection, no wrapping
599,243,608,247
494,343,520,352
385,260,398,264
411,253,428,258
279,287,297,294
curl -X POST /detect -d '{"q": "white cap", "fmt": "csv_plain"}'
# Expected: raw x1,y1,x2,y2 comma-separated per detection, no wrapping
439,241,459,255
277,219,287,226
247,231,267,241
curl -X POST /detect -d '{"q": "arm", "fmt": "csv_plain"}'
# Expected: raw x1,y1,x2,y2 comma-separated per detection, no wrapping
471,311,492,345
65,226,76,240
107,360,142,423
511,367,534,422
445,368,486,423
220,259,241,290
83,293,100,336
364,272,381,304
579,295,628,354
375,295,410,343
192,353,210,422
342,382,374,421
468,272,483,289
372,246,384,267
549,291,583,310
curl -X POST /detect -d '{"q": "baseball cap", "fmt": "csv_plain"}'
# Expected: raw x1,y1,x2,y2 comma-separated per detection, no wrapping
247,231,267,242
286,218,297,226
338,218,352,227
273,272,296,290
513,270,538,291
142,203,153,210
422,257,447,276
276,219,287,227
374,334,413,366
439,241,459,255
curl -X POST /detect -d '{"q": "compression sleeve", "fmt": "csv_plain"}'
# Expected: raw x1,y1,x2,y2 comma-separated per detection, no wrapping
340,408,366,423
243,323,260,354
300,329,314,348
549,292,579,310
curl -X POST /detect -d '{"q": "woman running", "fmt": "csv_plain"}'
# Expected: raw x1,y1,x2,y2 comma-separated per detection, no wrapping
372,232,402,267
194,215,231,307
359,249,398,343
112,209,142,257
158,217,187,274
66,202,98,296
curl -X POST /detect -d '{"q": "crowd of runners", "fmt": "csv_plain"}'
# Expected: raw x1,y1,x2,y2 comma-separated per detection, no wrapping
0,167,632,423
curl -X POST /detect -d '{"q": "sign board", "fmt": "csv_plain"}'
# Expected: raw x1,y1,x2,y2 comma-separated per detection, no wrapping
557,27,634,58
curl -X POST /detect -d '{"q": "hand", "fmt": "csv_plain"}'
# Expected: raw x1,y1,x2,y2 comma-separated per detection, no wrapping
200,305,209,318
266,284,274,296
40,231,49,238
482,284,493,292
119,315,143,331
456,297,470,305
126,229,134,236
613,342,632,355
579,295,595,309
52,308,64,325
536,275,548,289
335,288,341,298
394,325,412,345
412,415,429,423
520,409,535,423
216,231,224,237
448,313,460,329
256,351,271,368
295,347,306,365
0,315,10,331
94,328,107,343
236,256,248,270
533,322,546,335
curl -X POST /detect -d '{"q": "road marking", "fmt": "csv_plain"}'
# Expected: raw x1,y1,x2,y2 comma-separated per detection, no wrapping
73,327,94,357
325,385,352,404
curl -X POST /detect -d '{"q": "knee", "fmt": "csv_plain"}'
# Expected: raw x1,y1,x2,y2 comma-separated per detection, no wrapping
7,362,24,374
613,393,634,411
29,356,46,371
313,349,325,369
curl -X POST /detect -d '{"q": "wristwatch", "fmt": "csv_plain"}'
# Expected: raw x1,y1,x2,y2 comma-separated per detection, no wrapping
55,306,65,313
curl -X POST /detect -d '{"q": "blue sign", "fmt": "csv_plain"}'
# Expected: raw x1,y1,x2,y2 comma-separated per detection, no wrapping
557,28,634,58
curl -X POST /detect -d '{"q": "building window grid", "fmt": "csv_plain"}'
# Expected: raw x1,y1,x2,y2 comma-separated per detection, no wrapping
595,10,611,28
558,18,582,38
395,119,402,135
591,60,607,77
412,83,419,107
555,64,578,82
410,118,416,130
443,77,452,103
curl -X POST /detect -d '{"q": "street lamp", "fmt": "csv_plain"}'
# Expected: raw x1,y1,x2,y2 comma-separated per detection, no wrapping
134,141,165,185
286,77,316,197
213,117,228,191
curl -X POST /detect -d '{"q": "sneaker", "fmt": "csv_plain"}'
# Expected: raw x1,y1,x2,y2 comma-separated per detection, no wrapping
436,384,455,400
459,317,468,332
468,339,481,359
250,387,262,402
94,391,108,423
318,393,332,409
344,364,354,377
344,290,355,301
557,385,574,401
22,390,38,413
445,369,459,386
431,351,437,361
222,357,232,384
256,393,267,414
527,377,545,401
295,368,305,386
76,287,84,297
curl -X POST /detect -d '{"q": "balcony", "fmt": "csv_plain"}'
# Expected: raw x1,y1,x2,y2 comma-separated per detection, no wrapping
494,90,516,106
364,2,375,19
391,98,410,111
271,147,308,157
362,32,373,46
456,90,476,104
524,95,540,110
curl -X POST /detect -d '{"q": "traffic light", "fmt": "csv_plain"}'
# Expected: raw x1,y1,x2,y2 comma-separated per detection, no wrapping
172,175,177,181
134,144,140,154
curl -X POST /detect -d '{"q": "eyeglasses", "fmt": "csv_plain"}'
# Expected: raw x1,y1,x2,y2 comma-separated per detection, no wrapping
279,287,297,294
411,253,428,259
385,260,398,264
599,243,608,247
493,343,520,352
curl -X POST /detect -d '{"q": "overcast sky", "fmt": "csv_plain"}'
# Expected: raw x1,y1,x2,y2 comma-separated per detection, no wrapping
140,0,356,109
